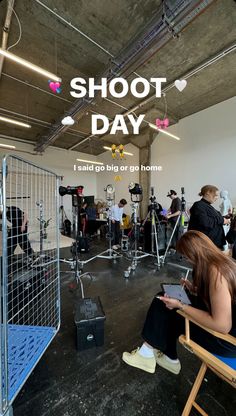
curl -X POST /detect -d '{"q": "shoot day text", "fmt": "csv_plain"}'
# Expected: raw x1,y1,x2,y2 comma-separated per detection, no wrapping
70,77,166,135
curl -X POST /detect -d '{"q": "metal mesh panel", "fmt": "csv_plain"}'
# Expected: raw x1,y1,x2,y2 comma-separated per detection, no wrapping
0,155,60,414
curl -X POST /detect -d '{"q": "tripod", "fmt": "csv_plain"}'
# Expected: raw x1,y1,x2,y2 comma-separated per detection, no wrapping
161,187,189,265
142,196,165,268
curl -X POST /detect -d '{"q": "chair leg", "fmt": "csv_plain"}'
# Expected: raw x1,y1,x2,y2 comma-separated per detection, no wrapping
182,362,207,416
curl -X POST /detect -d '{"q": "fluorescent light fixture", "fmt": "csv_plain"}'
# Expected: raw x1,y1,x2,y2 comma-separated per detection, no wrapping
0,116,31,128
103,146,133,156
76,158,104,165
0,48,61,82
0,143,16,149
149,123,181,141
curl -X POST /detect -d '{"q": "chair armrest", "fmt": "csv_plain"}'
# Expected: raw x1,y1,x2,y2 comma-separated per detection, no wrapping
177,310,236,346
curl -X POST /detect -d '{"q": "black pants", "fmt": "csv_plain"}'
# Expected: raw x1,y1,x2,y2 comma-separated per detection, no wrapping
7,227,33,257
232,243,236,260
142,294,236,359
111,221,120,245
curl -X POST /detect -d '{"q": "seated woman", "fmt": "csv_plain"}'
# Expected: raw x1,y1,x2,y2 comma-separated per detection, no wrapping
122,230,236,374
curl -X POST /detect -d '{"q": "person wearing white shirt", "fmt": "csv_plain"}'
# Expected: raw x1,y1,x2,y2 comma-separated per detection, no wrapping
219,190,233,250
110,199,127,249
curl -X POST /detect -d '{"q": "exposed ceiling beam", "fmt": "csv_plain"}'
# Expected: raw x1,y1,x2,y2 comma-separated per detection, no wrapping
35,0,216,153
0,0,15,78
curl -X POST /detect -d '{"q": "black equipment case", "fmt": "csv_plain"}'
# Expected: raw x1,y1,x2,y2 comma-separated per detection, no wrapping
71,237,89,255
74,297,106,350
8,263,48,325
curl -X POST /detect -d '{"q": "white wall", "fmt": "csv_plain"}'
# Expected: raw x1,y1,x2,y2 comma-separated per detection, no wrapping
96,143,139,215
151,96,236,211
0,139,139,219
0,140,97,221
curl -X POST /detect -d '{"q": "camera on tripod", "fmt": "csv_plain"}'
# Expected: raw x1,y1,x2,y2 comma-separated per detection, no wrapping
149,186,157,207
148,187,162,216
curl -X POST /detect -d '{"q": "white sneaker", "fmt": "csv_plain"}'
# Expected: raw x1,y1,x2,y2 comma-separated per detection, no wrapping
155,351,181,374
122,348,156,374
112,245,118,250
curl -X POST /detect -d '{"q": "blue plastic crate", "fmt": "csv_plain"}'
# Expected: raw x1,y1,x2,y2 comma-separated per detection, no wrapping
5,325,56,402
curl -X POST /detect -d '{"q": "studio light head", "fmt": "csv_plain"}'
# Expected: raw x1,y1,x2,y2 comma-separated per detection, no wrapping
104,184,115,201
105,184,115,194
59,185,84,196
128,182,143,203
128,182,142,195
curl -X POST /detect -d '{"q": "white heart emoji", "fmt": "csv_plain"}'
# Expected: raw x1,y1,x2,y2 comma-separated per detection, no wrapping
174,79,187,92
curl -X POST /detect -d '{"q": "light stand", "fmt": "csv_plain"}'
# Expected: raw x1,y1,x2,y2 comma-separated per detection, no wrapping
59,187,93,293
96,184,122,260
123,184,156,278
68,185,122,267
161,187,189,265
30,200,53,267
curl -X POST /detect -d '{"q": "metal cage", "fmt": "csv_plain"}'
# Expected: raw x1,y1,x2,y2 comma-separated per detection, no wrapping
0,155,60,416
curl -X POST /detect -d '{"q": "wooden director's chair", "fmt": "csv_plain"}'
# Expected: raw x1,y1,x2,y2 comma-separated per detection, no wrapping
178,310,236,416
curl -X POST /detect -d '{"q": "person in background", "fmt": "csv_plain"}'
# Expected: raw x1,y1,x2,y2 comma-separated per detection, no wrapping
122,231,236,375
80,202,88,236
86,203,98,236
219,190,233,250
188,185,230,250
165,189,181,248
219,190,232,217
121,213,131,236
226,213,236,260
6,206,33,257
111,199,127,249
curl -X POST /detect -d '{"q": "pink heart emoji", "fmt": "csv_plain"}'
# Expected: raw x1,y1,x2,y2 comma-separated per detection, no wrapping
49,81,61,93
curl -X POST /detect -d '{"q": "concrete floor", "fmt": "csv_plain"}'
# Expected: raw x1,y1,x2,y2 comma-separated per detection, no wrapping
14,240,235,416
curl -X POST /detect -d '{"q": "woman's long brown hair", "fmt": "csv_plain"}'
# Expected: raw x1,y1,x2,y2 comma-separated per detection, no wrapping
176,230,236,309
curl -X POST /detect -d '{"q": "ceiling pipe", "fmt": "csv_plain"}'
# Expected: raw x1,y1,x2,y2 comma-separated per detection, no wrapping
0,107,87,138
0,0,15,78
0,134,85,154
0,134,35,146
2,72,73,103
35,0,216,153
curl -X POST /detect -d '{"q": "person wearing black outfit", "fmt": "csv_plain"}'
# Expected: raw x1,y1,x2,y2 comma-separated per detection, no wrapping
165,189,181,247
226,213,236,260
188,185,230,249
6,206,33,257
122,231,236,375
80,202,88,236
